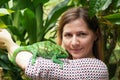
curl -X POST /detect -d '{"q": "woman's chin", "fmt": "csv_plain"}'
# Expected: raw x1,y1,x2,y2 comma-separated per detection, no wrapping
71,54,84,59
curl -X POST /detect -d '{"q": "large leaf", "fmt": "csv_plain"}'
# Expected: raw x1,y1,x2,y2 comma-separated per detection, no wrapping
35,5,44,41
46,0,70,22
0,8,14,16
22,8,37,44
13,10,21,27
36,0,72,41
103,13,120,25
44,0,73,34
89,0,112,17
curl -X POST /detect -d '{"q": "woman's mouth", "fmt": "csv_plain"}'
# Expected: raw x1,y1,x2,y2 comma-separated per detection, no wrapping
70,48,83,53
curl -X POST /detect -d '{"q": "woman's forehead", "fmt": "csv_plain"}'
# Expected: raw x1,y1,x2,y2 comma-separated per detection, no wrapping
63,19,89,30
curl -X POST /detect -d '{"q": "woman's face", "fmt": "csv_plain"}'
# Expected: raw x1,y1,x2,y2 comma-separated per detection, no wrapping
62,19,97,59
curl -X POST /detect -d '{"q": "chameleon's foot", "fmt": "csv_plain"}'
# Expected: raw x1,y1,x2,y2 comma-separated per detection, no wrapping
64,59,69,64
59,64,64,70
59,60,70,69
31,59,36,65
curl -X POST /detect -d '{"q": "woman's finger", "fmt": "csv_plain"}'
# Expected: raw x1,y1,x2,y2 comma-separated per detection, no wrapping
0,42,6,49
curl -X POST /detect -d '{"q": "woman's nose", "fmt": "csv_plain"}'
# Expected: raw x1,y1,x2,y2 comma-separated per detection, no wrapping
71,36,79,47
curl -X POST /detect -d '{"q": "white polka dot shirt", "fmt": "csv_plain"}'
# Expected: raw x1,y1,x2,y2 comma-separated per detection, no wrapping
25,58,109,80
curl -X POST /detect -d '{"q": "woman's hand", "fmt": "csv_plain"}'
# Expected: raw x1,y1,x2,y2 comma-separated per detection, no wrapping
0,29,32,69
0,29,19,56
0,29,13,49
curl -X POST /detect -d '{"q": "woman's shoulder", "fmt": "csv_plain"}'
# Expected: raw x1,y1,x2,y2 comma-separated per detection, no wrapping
64,58,109,79
66,58,108,70
68,58,107,65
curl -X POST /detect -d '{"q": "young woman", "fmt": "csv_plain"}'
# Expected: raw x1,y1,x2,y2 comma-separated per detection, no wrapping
0,7,109,80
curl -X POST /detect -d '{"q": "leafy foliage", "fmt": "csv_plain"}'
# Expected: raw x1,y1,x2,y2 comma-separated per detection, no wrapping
89,0,112,17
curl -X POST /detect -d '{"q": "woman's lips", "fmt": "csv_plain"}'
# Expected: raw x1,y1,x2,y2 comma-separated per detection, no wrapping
70,48,83,53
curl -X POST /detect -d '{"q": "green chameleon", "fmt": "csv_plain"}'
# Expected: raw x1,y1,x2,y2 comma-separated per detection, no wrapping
10,41,69,69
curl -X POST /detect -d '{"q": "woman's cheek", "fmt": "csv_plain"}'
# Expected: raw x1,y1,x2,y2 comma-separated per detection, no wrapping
62,39,70,49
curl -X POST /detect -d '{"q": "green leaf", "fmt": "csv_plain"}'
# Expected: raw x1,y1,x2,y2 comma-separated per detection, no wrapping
35,5,44,41
103,13,120,25
89,0,112,17
0,20,7,28
100,0,112,10
47,0,70,21
22,8,37,44
45,0,72,33
0,8,14,16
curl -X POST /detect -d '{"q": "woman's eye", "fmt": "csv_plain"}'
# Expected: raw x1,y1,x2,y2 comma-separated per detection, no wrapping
78,33,87,37
64,34,72,38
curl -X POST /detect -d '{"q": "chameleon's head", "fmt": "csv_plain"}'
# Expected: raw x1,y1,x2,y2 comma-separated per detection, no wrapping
59,49,69,58
48,41,69,58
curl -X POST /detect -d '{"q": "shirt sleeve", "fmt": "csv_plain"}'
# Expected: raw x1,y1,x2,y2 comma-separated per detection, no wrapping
25,57,109,80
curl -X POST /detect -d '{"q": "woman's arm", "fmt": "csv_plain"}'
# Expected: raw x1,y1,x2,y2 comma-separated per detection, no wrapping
16,51,32,69
0,29,32,69
6,39,32,69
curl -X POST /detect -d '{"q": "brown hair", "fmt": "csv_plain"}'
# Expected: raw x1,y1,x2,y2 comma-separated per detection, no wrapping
56,7,104,60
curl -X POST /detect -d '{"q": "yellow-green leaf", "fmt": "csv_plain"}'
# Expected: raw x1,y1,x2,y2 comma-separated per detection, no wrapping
104,13,120,25
0,20,7,28
0,8,14,16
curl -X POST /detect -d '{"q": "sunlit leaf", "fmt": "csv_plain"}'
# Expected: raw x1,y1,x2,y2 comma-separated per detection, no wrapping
0,8,14,16
0,20,7,28
45,0,72,33
22,8,37,44
89,0,112,17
